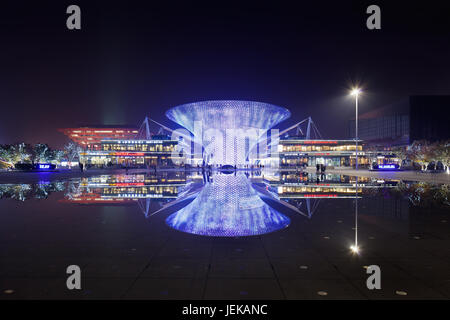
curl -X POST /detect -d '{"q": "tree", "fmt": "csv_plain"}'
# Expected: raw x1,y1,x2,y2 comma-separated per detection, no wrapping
408,140,434,167
50,149,65,163
33,143,52,163
433,140,450,167
5,143,33,164
64,142,82,164
391,145,408,161
0,145,14,167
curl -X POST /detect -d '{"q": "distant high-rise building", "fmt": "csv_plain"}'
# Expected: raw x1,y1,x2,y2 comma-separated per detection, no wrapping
409,95,450,142
348,96,450,146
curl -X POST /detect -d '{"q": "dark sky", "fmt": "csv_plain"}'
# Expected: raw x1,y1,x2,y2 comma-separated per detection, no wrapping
1,1,450,148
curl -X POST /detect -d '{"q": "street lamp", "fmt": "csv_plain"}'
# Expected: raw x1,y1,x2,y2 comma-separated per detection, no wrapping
350,88,361,255
350,244,360,254
350,88,361,170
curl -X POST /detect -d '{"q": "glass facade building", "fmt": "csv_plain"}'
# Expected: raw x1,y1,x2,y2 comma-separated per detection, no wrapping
278,139,368,168
80,136,180,167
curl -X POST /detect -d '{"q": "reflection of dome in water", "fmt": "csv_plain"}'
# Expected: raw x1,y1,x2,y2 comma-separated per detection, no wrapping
166,173,290,237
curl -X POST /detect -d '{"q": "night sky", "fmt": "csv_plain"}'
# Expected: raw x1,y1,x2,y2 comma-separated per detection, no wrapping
1,1,450,148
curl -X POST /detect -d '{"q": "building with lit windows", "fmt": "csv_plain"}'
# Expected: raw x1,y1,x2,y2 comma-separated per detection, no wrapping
278,138,369,168
348,95,450,147
59,125,139,150
58,100,401,169
79,135,181,167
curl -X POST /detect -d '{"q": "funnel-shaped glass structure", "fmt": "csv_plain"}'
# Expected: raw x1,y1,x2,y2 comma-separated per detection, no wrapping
166,173,290,236
166,100,290,165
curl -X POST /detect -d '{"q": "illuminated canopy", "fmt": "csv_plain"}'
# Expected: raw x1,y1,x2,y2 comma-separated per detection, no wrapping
166,100,290,133
166,100,291,165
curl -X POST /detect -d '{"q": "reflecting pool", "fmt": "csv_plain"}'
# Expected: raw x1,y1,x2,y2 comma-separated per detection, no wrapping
0,169,449,299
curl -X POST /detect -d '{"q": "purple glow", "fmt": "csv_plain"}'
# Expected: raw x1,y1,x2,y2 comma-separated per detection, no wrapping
166,173,290,237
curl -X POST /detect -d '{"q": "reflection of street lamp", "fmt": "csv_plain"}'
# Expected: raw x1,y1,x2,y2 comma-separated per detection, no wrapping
350,187,360,255
350,88,361,255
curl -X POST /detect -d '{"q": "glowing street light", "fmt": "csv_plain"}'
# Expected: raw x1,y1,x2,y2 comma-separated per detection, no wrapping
350,244,360,254
351,88,361,97
350,87,362,170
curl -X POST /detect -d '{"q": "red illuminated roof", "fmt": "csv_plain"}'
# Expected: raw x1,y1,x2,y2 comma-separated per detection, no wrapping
59,126,139,150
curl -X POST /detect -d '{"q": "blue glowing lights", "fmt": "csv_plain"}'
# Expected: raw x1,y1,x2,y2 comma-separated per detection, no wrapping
166,173,290,237
166,100,290,133
377,164,400,170
166,100,291,165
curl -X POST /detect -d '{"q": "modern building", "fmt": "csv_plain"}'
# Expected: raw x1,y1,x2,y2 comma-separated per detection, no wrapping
409,95,450,142
278,138,369,168
79,135,181,167
59,125,139,150
348,95,450,146
59,99,417,169
348,99,410,147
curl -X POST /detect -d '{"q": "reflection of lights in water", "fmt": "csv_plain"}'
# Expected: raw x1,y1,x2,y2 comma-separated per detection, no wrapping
166,173,290,236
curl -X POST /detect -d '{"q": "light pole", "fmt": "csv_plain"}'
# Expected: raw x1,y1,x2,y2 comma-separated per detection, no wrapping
350,88,361,254
351,88,361,170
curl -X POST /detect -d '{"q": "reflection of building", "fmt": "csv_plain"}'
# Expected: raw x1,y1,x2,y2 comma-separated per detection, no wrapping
267,172,397,198
279,138,368,167
59,126,139,150
79,135,180,166
63,172,187,203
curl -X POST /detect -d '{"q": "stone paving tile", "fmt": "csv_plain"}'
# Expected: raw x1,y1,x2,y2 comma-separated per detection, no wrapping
208,258,274,278
124,278,204,299
270,257,340,279
279,278,366,299
211,243,267,260
204,279,284,300
157,242,212,259
82,257,150,278
0,277,126,300
433,279,450,298
139,257,209,279
0,257,89,278
77,277,133,299
348,276,448,300
329,259,409,280
387,259,450,283
263,243,322,259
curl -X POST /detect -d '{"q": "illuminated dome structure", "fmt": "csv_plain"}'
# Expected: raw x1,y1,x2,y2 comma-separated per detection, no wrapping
166,100,290,165
166,173,290,237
